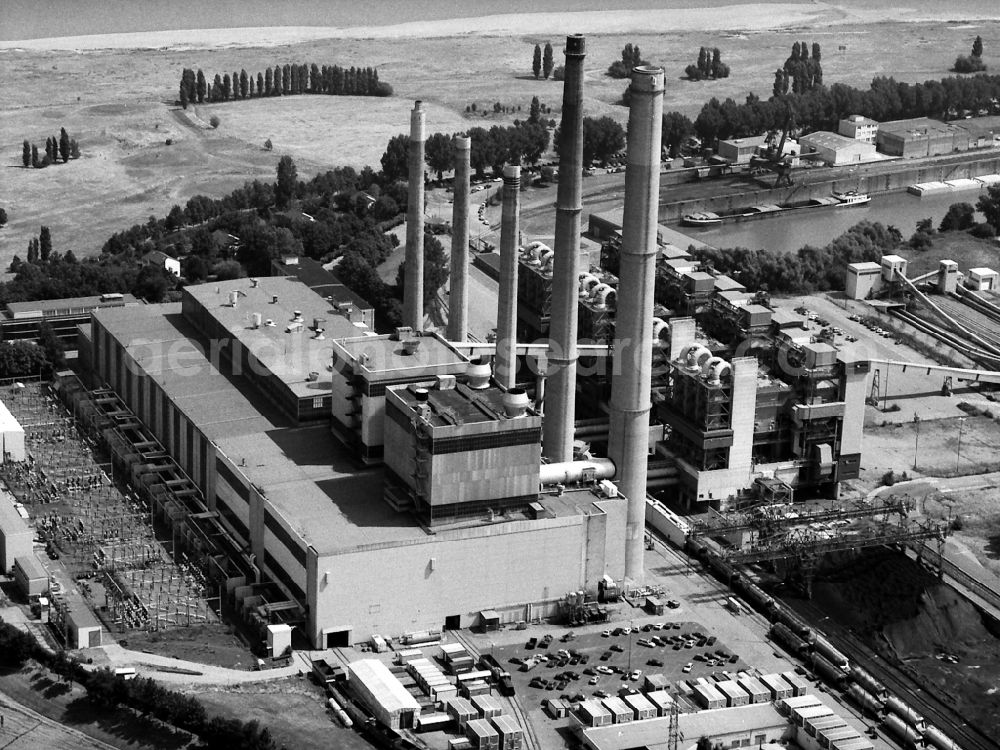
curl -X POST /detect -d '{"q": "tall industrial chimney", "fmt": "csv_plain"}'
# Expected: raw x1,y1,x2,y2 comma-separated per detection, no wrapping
403,100,426,330
447,136,472,342
543,34,586,462
495,164,521,390
609,66,665,583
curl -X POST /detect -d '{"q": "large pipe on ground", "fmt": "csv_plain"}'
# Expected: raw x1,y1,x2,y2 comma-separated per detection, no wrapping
403,100,426,330
608,65,665,583
496,164,521,389
447,136,472,342
543,34,586,463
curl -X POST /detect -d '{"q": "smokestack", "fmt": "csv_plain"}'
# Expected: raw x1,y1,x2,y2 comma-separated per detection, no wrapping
447,136,472,342
403,100,426,330
543,34,586,463
495,163,521,390
609,66,665,583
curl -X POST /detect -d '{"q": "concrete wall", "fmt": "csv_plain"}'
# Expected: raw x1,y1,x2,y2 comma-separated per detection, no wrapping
308,503,626,645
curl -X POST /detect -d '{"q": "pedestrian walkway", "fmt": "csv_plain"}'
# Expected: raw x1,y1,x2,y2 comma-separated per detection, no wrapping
85,643,313,686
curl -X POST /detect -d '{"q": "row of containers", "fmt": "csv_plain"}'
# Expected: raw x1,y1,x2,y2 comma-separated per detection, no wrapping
576,669,811,728
779,694,875,750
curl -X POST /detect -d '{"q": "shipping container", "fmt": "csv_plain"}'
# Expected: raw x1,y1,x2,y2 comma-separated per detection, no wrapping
760,673,793,701
781,670,810,697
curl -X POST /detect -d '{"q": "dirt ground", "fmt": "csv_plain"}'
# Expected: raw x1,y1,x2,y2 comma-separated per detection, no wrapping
0,662,193,750
120,625,251,671
191,677,371,750
3,20,999,269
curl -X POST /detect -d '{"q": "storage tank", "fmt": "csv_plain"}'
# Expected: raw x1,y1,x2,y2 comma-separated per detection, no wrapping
850,665,888,699
812,633,850,670
885,695,926,730
845,684,884,716
811,653,848,687
923,724,963,750
883,713,923,750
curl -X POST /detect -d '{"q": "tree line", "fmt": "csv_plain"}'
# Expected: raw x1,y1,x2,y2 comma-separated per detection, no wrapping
21,126,80,168
178,62,392,106
0,621,278,750
773,41,823,97
682,221,902,296
693,71,1000,146
685,47,730,81
381,119,551,183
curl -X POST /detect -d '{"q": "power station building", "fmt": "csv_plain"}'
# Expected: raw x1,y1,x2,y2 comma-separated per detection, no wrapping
85,275,628,648
74,44,871,649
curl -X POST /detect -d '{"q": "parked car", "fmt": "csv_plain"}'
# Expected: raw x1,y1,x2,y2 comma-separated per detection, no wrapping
682,663,693,673
648,658,664,667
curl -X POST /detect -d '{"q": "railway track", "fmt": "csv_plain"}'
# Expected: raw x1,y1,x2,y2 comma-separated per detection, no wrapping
793,598,999,750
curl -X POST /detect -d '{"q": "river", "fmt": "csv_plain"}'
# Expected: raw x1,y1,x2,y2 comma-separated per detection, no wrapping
672,186,991,254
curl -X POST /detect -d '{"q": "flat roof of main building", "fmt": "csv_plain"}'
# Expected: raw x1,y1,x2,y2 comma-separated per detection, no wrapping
184,277,365,399
333,332,468,379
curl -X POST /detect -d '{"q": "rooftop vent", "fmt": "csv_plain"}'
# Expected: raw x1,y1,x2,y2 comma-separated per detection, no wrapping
307,371,319,382
394,326,414,341
265,319,275,327
466,359,491,389
313,328,326,340
271,295,279,304
286,321,303,333
502,388,530,418
414,388,430,402
401,339,421,355
250,278,259,288
251,312,262,329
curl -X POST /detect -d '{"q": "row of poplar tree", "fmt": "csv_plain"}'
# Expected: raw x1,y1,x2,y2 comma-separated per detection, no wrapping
178,63,392,105
21,127,80,168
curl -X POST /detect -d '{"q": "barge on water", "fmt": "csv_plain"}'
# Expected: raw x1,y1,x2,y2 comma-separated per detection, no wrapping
681,193,866,226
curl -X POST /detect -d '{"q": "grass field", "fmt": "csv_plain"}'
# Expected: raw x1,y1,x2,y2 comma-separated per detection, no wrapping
2,20,998,271
191,678,371,750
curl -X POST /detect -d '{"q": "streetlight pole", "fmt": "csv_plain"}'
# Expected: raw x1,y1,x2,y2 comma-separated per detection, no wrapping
956,417,967,472
913,413,920,471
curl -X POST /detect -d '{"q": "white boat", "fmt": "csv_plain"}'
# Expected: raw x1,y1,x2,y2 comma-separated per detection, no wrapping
681,211,722,226
834,191,871,206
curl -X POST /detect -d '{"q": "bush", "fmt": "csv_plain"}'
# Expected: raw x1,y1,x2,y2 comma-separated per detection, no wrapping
951,515,964,531
909,231,934,250
165,138,173,145
969,222,997,238
953,55,987,73
263,138,273,151
882,470,896,486
0,619,40,668
209,115,220,129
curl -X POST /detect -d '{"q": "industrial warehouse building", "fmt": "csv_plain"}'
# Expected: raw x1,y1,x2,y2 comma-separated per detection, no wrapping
85,276,628,648
797,131,876,165
348,659,421,729
876,117,961,157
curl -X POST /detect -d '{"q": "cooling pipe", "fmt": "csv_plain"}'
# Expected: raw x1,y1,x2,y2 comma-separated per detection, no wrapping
543,34,587,463
608,65,665,583
447,136,472,342
539,458,615,486
403,100,426,330
496,164,521,390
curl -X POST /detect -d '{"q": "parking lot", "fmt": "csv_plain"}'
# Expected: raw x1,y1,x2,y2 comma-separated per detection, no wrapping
493,620,747,713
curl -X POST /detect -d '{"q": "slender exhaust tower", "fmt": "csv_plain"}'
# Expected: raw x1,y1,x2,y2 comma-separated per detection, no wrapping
543,34,586,462
495,164,521,389
403,100,426,330
609,66,665,582
447,136,472,342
